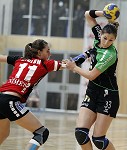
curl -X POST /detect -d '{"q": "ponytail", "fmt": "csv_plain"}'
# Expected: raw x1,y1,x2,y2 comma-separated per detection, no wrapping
24,39,48,59
112,22,119,30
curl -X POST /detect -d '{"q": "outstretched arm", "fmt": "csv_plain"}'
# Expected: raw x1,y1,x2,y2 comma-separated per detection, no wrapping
0,55,8,62
65,60,101,81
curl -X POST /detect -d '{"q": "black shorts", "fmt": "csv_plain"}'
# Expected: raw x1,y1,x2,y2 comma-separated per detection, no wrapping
0,93,29,121
81,85,120,118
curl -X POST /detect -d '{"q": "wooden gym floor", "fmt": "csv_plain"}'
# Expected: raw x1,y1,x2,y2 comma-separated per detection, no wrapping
0,110,127,150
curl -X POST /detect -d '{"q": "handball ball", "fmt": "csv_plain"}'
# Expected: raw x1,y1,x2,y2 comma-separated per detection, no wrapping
103,3,120,22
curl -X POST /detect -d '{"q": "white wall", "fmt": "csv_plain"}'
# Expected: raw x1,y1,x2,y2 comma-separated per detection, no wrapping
0,0,13,35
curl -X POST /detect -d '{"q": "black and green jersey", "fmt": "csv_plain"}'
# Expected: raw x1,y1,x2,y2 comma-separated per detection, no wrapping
85,24,118,91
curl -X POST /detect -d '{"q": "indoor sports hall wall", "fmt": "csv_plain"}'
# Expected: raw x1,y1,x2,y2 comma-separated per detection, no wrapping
0,0,127,115
0,36,127,115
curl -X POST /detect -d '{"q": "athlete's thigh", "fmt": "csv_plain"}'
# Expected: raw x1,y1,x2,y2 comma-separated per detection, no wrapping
93,113,113,136
76,107,97,128
0,119,10,139
97,89,119,117
16,111,42,132
0,118,10,132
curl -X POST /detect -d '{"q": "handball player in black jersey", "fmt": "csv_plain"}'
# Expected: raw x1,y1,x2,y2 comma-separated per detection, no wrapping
66,10,120,150
0,39,65,150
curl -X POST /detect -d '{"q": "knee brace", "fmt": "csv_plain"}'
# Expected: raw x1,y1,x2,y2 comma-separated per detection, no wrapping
92,135,109,150
75,128,90,145
30,126,49,146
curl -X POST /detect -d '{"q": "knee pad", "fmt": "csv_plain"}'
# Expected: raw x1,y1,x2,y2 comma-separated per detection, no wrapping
92,135,109,150
75,128,90,145
31,126,49,145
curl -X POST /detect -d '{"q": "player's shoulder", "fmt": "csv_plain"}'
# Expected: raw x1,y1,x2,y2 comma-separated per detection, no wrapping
7,55,22,65
107,45,117,56
43,59,56,65
104,46,117,63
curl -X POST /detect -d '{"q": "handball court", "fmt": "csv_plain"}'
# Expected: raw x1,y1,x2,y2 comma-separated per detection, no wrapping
0,110,127,150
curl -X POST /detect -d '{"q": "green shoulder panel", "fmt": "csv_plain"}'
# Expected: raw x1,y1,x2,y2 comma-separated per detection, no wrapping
93,39,99,47
95,45,117,73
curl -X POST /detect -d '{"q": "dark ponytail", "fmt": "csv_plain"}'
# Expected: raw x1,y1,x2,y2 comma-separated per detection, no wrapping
24,39,48,59
102,22,119,38
112,22,119,30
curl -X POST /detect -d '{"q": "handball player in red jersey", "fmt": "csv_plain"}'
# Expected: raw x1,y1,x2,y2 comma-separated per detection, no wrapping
0,39,65,150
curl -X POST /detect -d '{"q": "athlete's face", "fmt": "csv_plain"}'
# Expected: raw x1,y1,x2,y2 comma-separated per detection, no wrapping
100,33,116,48
38,45,51,60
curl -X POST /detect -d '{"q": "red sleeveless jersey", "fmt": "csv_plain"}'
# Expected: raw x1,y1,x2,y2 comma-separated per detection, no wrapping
0,56,61,102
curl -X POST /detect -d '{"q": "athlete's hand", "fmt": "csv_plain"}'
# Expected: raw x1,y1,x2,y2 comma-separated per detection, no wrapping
66,58,76,72
61,61,67,68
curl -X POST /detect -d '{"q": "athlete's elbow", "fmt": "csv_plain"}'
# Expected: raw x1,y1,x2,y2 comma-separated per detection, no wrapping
88,75,97,81
84,11,90,18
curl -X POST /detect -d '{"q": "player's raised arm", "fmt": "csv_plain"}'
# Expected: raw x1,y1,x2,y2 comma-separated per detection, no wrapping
85,10,104,28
